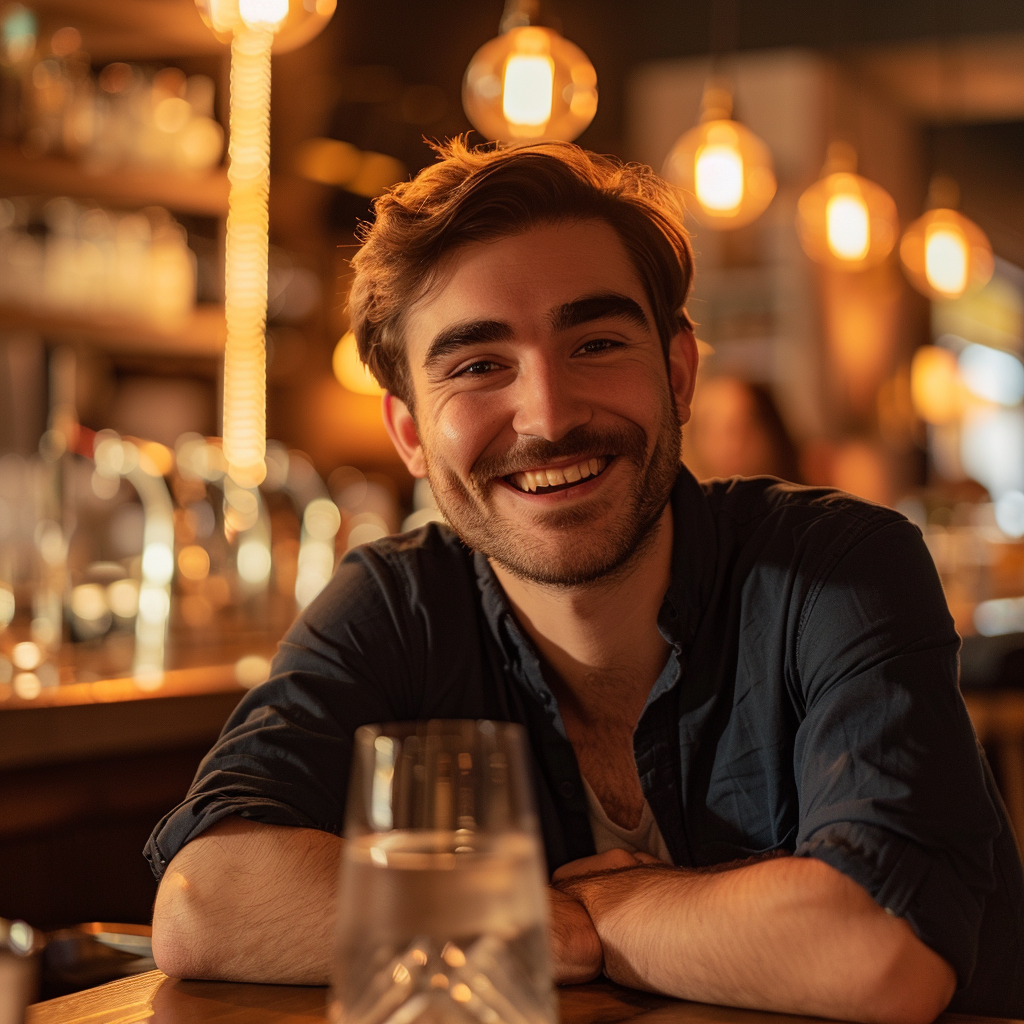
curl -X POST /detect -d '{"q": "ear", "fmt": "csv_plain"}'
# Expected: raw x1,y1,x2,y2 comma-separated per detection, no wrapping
382,393,427,478
668,328,699,426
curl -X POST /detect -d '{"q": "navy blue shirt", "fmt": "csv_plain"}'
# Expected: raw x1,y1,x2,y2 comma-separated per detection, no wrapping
146,468,1024,1015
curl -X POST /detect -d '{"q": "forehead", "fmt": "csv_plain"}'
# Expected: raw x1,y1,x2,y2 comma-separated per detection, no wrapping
404,219,651,356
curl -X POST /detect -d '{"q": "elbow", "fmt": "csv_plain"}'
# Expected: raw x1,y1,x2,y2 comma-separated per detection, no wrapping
151,922,193,981
858,930,956,1024
151,869,211,980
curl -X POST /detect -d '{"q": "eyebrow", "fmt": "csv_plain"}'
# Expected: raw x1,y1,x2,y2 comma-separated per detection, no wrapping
422,292,650,372
424,319,514,369
549,293,650,333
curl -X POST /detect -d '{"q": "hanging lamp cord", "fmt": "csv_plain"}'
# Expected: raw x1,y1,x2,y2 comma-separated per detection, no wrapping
500,0,540,33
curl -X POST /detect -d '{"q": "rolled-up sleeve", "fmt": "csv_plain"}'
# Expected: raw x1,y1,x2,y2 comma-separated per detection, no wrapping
791,518,1000,988
145,542,428,880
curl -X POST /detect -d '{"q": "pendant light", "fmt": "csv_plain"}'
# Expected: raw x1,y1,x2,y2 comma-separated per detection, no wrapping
796,142,898,271
462,0,598,143
900,176,994,302
662,78,776,230
194,0,335,487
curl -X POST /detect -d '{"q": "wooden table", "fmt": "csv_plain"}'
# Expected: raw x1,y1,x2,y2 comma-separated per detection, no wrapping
24,971,1020,1024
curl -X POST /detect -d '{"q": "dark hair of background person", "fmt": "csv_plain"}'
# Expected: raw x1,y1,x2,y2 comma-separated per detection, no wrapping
747,381,803,483
347,137,696,412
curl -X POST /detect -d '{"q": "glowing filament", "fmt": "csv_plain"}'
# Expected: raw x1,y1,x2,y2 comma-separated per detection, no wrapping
239,0,289,27
826,193,870,262
502,54,554,127
694,144,744,213
925,227,968,298
223,25,273,487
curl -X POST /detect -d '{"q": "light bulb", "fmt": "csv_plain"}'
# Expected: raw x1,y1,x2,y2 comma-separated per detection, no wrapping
925,226,968,297
694,135,744,213
238,0,288,28
662,82,775,230
797,170,897,271
825,193,870,262
900,208,993,302
463,25,597,143
502,53,554,129
195,0,336,52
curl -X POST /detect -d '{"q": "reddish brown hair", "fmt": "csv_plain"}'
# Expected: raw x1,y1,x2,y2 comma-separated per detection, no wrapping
348,137,694,410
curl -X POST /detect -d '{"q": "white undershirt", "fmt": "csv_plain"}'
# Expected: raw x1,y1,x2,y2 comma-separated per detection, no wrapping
581,776,673,864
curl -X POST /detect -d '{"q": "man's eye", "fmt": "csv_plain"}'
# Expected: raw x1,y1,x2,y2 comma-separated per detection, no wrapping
576,338,623,355
456,360,502,377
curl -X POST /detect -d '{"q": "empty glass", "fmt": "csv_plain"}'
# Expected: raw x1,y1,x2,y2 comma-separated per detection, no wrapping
330,720,556,1024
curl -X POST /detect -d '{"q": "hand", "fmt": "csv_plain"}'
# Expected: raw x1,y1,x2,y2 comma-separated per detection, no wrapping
547,886,602,985
553,849,664,884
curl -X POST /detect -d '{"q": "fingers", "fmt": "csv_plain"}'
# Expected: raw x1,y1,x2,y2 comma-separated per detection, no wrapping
633,852,668,865
552,849,640,882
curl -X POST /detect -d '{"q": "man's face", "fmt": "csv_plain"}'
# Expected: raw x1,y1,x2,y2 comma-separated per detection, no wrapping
386,219,697,587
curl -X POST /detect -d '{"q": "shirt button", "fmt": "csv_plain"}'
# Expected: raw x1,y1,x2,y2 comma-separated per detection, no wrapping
559,781,575,799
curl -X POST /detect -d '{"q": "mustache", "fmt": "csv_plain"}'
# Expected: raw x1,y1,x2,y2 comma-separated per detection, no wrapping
472,424,648,481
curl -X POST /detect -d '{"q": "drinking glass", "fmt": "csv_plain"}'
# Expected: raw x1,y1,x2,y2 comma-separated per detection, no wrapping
330,720,556,1024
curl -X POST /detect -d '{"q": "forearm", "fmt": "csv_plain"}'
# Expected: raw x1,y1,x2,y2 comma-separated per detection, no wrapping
151,816,342,984
556,856,955,1024
548,887,602,985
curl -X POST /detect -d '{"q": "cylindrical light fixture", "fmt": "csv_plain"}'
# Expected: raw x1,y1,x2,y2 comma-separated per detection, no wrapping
662,79,776,230
900,177,994,301
195,0,335,487
796,142,898,271
462,0,597,143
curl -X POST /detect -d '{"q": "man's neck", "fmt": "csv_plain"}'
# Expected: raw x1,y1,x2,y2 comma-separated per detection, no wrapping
490,505,674,726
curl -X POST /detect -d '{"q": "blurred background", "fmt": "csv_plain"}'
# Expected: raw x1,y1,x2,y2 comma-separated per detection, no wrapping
1,0,1024,989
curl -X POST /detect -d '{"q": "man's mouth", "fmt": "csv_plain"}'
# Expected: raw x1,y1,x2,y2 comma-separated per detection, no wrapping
505,457,609,494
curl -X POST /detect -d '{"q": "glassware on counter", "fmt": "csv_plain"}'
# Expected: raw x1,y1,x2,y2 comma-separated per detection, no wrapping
332,720,556,1024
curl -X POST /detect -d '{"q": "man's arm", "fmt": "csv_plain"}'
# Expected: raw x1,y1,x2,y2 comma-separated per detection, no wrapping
151,817,341,984
152,816,601,986
554,851,955,1024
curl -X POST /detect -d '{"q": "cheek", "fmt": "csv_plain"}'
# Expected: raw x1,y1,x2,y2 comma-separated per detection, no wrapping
433,395,509,467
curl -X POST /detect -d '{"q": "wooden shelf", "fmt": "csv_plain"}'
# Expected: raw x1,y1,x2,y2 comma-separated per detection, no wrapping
0,146,229,217
0,303,226,356
23,0,226,62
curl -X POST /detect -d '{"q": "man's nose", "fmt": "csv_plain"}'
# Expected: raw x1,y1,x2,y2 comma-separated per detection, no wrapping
510,357,593,442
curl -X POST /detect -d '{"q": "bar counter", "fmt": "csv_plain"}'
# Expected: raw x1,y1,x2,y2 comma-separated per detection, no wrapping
24,971,1022,1024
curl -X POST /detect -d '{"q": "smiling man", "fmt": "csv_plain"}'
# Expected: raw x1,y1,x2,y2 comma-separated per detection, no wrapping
148,141,1024,1021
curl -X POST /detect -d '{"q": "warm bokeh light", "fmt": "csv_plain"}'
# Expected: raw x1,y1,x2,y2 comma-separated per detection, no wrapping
910,345,965,425
194,0,335,489
662,84,776,230
694,137,744,213
926,228,968,296
502,53,554,127
798,171,897,271
222,24,273,488
295,137,406,199
463,25,597,143
900,208,993,302
196,0,335,51
825,193,870,262
12,641,41,671
239,0,288,28
178,544,212,581
334,331,385,396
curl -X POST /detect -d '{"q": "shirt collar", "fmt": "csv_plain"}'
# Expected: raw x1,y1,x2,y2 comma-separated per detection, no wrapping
473,463,718,698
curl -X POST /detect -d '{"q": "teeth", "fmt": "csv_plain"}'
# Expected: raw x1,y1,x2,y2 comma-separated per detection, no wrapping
511,458,607,493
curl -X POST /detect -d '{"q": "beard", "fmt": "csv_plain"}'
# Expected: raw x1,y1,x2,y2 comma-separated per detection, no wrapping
423,392,682,588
